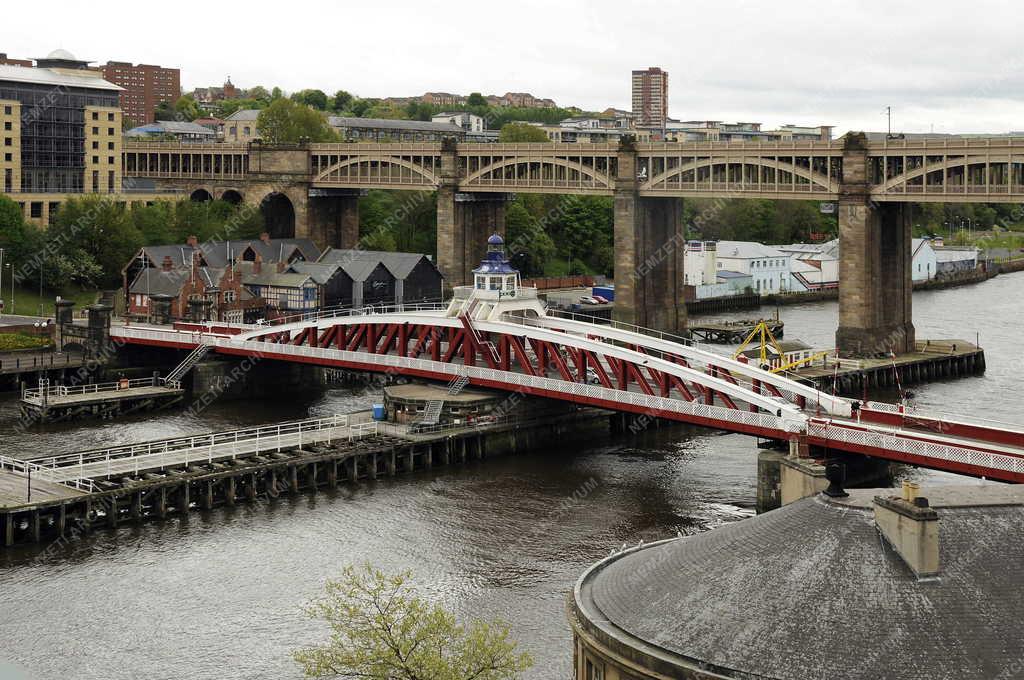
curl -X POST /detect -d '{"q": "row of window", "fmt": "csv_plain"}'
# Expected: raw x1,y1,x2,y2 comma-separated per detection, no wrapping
751,258,786,268
89,155,116,165
90,127,117,136
89,111,116,122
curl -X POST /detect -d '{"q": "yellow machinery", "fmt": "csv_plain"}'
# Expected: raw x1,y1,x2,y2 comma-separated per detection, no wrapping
732,319,831,374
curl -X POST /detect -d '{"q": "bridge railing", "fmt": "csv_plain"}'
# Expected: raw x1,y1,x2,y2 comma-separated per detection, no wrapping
0,456,97,494
807,420,1024,477
19,414,383,484
231,337,793,435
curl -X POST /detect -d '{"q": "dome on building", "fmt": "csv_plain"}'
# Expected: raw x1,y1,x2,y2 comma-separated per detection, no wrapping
46,48,76,61
487,233,504,246
569,486,1024,680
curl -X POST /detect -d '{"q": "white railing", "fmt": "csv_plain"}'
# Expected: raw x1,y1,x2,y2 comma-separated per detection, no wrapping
0,456,97,493
863,401,1024,435
807,421,1024,477
10,414,385,487
22,376,182,402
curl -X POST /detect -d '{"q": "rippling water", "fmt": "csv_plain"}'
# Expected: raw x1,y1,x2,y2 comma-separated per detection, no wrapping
0,273,1021,680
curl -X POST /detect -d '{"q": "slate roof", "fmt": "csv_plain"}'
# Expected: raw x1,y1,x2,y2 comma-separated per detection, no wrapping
318,248,440,280
226,109,260,121
288,261,350,285
0,64,122,91
328,116,463,134
133,238,320,271
125,121,216,137
575,486,1024,680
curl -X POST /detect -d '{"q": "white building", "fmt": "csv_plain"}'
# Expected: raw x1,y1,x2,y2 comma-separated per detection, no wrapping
431,111,485,133
778,240,839,292
684,241,718,285
715,241,792,293
911,238,938,282
933,246,979,277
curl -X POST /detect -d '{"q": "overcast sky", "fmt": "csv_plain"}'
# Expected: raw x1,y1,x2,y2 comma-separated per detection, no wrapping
5,0,1023,134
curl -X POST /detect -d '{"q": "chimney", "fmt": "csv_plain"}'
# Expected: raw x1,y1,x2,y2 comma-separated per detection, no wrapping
276,261,286,273
186,234,199,248
259,231,271,244
253,253,262,275
161,255,174,272
873,482,940,578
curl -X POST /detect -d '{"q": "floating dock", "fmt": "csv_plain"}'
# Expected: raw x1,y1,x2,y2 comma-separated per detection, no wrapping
19,377,185,423
688,319,785,343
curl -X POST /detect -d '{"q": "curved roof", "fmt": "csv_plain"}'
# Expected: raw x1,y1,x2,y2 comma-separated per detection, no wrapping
46,48,76,60
575,487,1024,680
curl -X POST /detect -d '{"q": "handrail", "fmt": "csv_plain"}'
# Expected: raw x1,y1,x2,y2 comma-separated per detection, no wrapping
22,376,182,402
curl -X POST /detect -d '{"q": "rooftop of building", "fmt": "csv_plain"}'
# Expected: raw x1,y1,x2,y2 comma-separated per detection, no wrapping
225,109,260,121
125,121,217,137
327,116,464,133
716,240,788,259
574,484,1024,680
0,63,122,92
131,237,321,272
715,269,752,280
317,248,439,280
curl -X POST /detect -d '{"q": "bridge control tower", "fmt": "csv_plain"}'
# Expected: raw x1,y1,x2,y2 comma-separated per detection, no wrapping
445,234,545,322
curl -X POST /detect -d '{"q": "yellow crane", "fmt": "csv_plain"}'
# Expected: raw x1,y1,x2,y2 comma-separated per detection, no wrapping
731,319,832,374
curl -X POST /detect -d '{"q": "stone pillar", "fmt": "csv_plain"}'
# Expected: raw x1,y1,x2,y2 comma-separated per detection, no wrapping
86,304,112,356
308,190,362,250
54,300,74,350
149,293,174,325
612,139,686,332
837,133,915,357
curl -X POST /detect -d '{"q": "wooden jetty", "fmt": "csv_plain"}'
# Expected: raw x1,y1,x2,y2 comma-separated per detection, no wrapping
19,376,185,423
0,409,607,548
688,319,785,344
788,339,985,396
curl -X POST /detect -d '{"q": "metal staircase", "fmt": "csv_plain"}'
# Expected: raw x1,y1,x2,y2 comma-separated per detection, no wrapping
420,399,444,425
458,308,499,367
165,344,211,383
447,375,470,396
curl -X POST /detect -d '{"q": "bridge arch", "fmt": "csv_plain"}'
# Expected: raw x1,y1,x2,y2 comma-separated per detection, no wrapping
314,156,439,186
641,156,837,193
221,189,244,205
190,188,213,202
260,192,296,239
462,156,613,189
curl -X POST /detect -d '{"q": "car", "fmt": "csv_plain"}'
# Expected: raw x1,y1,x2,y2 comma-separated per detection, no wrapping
591,294,609,304
579,296,600,305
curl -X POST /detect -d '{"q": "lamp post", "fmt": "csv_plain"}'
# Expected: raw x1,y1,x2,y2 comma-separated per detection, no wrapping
5,263,13,316
0,247,4,316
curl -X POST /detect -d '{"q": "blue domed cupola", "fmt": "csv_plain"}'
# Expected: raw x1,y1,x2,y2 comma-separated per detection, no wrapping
473,233,519,294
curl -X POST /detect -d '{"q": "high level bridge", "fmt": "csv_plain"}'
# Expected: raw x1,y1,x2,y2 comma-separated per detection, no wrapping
122,134,1024,357
105,237,1024,485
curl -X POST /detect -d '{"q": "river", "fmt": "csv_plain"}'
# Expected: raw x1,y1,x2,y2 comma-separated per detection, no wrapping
0,273,1020,680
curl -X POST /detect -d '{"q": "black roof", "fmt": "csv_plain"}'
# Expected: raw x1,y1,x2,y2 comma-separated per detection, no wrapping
574,486,1024,680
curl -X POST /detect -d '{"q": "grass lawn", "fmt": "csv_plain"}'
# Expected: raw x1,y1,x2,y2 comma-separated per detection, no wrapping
0,286,99,317
0,332,52,351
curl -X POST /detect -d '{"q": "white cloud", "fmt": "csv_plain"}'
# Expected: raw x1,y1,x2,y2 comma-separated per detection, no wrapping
8,0,1024,134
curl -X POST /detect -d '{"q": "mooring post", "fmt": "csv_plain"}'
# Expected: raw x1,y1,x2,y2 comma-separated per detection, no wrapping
131,492,143,520
179,483,190,514
309,462,318,492
30,509,41,542
387,449,396,476
57,503,66,536
327,460,338,488
83,500,92,533
4,512,13,547
225,476,236,506
157,488,167,519
289,465,299,493
247,473,257,501
202,481,214,510
369,454,378,480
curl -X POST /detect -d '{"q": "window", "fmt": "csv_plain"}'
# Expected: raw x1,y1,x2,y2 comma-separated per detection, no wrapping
243,126,250,135
3,138,9,147
108,171,115,192
108,156,114,164
108,113,114,121
92,141,99,149
92,111,98,120
92,126,99,135
3,122,9,131
3,153,10,162
92,170,99,192
223,290,236,303
108,142,114,150
3,106,10,115
108,127,114,135
92,156,98,164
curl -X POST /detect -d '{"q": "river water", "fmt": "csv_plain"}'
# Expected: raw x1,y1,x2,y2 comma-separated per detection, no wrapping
0,273,1020,680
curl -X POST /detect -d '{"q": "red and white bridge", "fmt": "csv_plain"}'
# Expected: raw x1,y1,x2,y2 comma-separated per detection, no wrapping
112,237,1024,484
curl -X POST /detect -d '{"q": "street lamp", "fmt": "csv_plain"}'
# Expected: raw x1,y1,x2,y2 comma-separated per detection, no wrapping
5,263,12,316
0,247,4,315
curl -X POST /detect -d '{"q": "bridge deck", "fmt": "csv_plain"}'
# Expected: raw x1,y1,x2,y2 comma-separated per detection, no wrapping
21,385,184,408
0,471,84,509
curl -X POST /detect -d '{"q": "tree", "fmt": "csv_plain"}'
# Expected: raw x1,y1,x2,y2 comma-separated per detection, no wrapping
505,200,555,276
271,86,284,100
294,565,533,680
173,95,201,121
292,89,330,111
154,101,177,121
498,123,548,143
332,90,354,113
47,196,144,287
467,92,487,107
248,85,271,104
256,99,339,143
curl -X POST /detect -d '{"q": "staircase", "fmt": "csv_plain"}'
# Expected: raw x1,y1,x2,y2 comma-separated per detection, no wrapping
447,375,470,396
165,344,211,383
419,399,444,426
458,312,499,367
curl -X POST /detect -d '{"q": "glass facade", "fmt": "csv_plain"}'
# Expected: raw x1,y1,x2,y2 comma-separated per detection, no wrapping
0,81,118,192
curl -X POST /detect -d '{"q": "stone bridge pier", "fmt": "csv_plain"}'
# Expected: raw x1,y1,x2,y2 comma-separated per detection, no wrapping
436,190,510,287
308,189,361,249
836,134,915,357
612,141,686,333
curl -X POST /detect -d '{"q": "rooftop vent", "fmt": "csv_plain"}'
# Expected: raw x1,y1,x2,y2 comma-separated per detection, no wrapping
873,482,940,578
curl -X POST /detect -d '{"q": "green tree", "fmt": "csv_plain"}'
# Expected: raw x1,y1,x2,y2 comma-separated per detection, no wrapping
332,90,354,113
248,85,271,104
467,92,487,107
505,200,555,276
292,89,330,111
349,98,371,117
257,99,339,143
154,101,177,121
294,565,532,680
271,86,284,100
173,95,201,121
48,196,143,287
498,123,548,143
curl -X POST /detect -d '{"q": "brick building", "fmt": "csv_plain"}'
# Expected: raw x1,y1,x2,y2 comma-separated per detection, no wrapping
99,61,180,125
632,67,668,128
0,53,32,67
